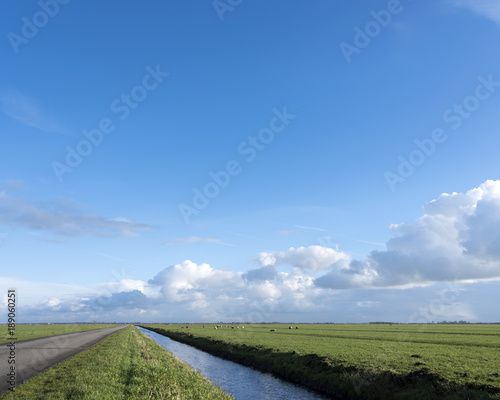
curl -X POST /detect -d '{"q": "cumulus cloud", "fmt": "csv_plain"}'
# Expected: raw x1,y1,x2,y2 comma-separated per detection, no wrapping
148,260,241,302
316,180,500,289
0,192,152,238
11,180,500,323
22,260,323,322
452,0,500,24
255,245,351,270
243,265,278,281
88,290,151,310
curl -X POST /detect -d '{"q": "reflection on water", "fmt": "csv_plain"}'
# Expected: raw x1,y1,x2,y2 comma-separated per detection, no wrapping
137,327,332,400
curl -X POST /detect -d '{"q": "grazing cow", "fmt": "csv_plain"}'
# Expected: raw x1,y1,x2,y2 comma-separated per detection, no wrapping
289,326,292,329
270,329,276,332
295,326,299,329
242,326,244,329
231,326,234,329
203,325,205,328
214,327,217,330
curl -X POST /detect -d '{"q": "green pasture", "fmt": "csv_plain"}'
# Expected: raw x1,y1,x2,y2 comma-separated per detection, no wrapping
142,323,500,399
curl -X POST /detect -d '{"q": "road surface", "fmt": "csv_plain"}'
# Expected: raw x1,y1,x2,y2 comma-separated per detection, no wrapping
0,325,128,394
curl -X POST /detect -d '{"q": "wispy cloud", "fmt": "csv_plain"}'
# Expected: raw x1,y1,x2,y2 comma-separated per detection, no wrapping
1,179,27,191
0,90,72,135
452,0,500,24
164,236,221,245
356,239,386,248
96,253,128,262
28,231,66,244
276,230,295,236
215,241,238,247
0,192,152,238
356,301,379,308
294,225,328,232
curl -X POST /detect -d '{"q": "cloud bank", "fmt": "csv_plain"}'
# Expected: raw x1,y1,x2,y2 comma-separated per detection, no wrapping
9,180,500,322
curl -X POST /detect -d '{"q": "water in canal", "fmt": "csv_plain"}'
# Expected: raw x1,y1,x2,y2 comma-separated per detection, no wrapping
137,327,331,400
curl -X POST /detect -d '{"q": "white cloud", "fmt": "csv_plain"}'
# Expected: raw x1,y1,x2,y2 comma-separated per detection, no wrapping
316,180,500,290
95,278,160,298
255,245,351,270
0,193,152,238
0,90,72,135
15,259,327,322
452,0,500,24
247,280,282,299
148,260,241,302
9,180,500,323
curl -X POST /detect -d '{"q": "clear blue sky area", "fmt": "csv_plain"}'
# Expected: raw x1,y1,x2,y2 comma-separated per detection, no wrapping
1,0,500,323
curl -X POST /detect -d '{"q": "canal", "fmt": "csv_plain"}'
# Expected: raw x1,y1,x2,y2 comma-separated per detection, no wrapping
136,326,333,400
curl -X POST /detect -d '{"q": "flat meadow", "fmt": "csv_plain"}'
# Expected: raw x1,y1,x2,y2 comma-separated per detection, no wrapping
1,326,234,399
141,323,500,399
0,324,119,344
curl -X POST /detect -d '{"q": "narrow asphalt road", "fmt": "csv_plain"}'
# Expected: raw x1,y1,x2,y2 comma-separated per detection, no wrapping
0,325,128,394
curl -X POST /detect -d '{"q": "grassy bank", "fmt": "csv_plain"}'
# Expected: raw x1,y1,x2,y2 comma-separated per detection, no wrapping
141,324,500,400
0,324,119,344
2,326,234,399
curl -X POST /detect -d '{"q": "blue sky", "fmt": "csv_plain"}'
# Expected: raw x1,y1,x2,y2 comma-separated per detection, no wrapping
1,0,500,323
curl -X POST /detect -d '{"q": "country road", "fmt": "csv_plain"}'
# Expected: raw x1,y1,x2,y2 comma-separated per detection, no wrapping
0,325,128,394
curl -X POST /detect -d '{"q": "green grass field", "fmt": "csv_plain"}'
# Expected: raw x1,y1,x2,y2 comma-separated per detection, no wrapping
0,324,119,344
141,323,500,399
2,326,234,399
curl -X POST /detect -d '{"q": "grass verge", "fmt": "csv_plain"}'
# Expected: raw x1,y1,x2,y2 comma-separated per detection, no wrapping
141,324,500,400
2,326,234,399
